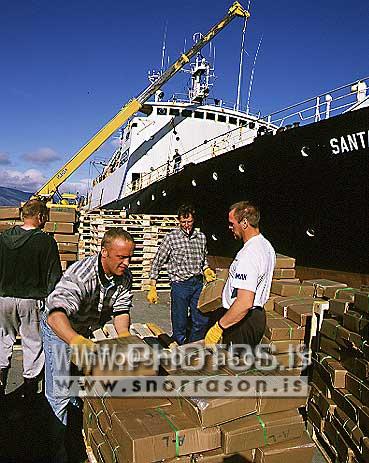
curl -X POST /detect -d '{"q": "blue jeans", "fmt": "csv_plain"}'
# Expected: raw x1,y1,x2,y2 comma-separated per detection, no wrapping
40,315,71,462
171,276,208,345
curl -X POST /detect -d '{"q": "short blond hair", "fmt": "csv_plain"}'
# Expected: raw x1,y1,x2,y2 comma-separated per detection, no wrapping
101,228,134,249
229,201,260,227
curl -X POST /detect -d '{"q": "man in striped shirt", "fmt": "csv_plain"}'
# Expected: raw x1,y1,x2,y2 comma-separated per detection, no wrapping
41,228,135,462
148,204,216,344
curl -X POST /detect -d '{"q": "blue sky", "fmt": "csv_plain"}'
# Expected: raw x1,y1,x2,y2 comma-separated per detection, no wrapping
0,0,368,194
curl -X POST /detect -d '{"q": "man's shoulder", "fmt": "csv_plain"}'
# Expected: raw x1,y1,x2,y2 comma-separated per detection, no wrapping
64,255,98,283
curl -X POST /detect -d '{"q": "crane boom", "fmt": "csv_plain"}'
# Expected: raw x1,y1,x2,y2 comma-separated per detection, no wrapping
35,2,249,199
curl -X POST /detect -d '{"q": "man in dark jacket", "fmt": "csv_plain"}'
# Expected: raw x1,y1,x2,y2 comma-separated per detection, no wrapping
0,199,62,397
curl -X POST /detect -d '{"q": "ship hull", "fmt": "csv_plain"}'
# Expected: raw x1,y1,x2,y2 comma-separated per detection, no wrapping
106,107,369,274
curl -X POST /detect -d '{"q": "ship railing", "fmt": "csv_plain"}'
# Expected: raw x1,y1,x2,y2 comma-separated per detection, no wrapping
260,77,369,127
124,123,263,195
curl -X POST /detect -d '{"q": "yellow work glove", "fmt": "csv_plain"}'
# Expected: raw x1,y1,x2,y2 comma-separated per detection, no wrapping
204,268,216,283
147,285,158,304
205,322,223,346
70,335,96,372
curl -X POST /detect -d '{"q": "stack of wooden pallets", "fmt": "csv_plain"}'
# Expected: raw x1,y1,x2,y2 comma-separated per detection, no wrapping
77,210,178,291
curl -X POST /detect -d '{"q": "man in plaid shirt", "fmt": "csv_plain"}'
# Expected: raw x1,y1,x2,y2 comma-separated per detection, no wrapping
147,204,216,344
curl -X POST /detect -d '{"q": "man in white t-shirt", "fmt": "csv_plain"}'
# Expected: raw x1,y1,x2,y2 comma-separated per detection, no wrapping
205,201,276,349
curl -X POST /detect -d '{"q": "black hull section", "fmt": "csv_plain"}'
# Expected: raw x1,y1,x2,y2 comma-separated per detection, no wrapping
107,107,369,274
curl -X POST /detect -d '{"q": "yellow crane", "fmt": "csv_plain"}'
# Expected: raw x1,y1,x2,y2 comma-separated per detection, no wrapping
34,2,249,204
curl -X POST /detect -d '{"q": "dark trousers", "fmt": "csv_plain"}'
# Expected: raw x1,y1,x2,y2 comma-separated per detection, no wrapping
171,276,208,345
214,306,266,350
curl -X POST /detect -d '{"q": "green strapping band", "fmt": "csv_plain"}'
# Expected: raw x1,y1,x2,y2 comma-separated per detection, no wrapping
156,406,180,456
320,355,332,364
256,415,268,446
53,222,57,232
334,287,354,298
280,318,294,339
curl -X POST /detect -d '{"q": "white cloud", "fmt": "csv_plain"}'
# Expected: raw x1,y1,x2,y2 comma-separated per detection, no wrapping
0,152,10,165
0,168,46,192
60,178,90,195
23,147,60,164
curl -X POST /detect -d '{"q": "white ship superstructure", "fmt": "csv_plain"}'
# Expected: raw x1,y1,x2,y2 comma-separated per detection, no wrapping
89,53,276,209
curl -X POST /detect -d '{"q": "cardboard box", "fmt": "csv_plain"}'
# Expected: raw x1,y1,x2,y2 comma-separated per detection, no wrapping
59,253,77,262
254,432,315,463
221,409,305,453
307,401,325,432
275,254,295,269
272,268,296,279
302,279,347,298
345,372,369,404
320,319,341,343
90,428,116,463
0,207,20,219
358,406,369,436
329,298,352,318
343,310,369,335
57,242,78,253
91,336,158,377
354,291,369,313
177,395,257,428
274,296,328,326
110,406,221,462
331,388,362,423
49,208,77,223
102,396,172,430
261,336,303,354
333,407,363,450
271,281,314,297
311,370,332,399
324,420,355,463
336,325,363,350
313,353,347,388
54,233,79,243
342,357,369,381
264,294,280,312
44,221,74,234
265,312,305,340
198,278,225,313
319,335,346,362
0,222,15,232
191,447,254,462
334,287,361,302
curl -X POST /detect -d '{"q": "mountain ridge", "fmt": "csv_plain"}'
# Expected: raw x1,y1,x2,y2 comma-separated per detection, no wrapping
0,187,31,206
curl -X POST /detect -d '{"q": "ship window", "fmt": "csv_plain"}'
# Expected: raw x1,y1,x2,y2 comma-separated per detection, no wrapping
229,117,237,125
206,112,216,120
194,111,204,119
218,114,227,123
157,107,168,115
182,109,193,117
169,108,180,116
125,131,130,141
239,120,248,127
249,121,256,129
131,123,138,128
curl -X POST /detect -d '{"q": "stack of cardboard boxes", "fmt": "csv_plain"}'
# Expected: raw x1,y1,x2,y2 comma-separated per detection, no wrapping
0,206,22,232
82,329,316,463
307,283,369,462
45,207,79,271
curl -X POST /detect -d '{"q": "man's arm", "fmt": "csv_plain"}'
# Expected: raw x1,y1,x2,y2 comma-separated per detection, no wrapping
47,311,79,344
218,288,255,328
149,235,171,281
114,313,130,335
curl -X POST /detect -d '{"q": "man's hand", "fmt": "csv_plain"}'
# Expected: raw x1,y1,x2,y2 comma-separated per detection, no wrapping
147,285,158,304
204,268,216,283
205,322,223,346
70,335,96,372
